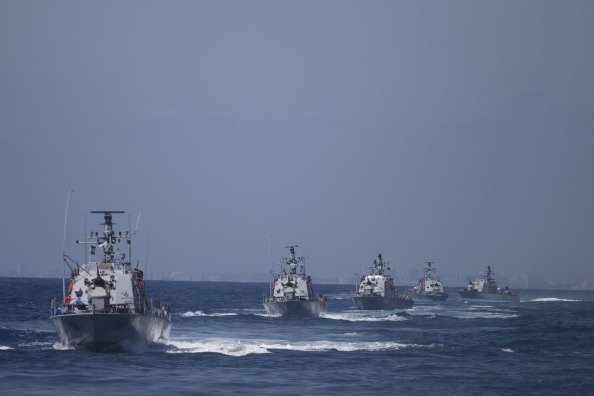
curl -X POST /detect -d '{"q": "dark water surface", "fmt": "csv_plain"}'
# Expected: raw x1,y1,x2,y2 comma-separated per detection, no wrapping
1,277,593,395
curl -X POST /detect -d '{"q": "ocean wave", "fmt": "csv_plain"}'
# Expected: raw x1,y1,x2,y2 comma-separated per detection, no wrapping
166,339,269,356
325,293,353,300
447,310,519,319
263,340,430,352
18,341,55,349
530,298,580,302
322,312,408,322
179,311,238,317
0,345,13,350
502,348,514,353
165,338,434,355
52,342,73,351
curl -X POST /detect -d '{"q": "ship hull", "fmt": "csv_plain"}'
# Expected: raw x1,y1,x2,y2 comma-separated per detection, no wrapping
50,312,171,352
409,293,449,302
458,290,520,302
351,296,414,310
263,300,327,317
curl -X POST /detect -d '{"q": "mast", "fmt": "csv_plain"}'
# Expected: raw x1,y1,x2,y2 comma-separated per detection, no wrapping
61,189,73,302
282,245,304,276
92,211,124,262
76,211,125,264
485,266,494,281
371,253,390,276
424,261,435,278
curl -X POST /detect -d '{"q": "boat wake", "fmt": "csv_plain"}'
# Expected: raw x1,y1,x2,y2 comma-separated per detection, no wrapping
530,298,581,302
413,304,520,320
451,310,519,319
322,312,408,322
166,339,269,356
52,342,73,351
179,311,238,317
165,338,436,356
263,340,430,352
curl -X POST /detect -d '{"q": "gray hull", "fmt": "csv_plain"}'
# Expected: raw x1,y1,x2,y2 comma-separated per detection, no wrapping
51,313,171,352
410,293,449,302
263,300,327,317
458,290,520,302
351,296,414,310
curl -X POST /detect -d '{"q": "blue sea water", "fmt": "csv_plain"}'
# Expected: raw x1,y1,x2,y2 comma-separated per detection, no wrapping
1,277,593,395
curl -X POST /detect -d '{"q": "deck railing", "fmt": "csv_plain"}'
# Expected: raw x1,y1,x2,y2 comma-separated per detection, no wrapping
50,297,172,321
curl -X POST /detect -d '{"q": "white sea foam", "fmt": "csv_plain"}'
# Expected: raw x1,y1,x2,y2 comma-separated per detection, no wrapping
448,310,519,320
464,313,518,319
322,312,408,322
502,348,514,353
52,342,73,351
166,339,270,356
179,311,238,317
0,345,13,350
530,298,580,302
18,341,55,349
263,340,425,352
166,338,432,355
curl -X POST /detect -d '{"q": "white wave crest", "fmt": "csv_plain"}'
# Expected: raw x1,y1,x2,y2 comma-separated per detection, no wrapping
0,345,13,350
166,338,431,355
322,312,408,322
502,348,514,353
52,342,73,350
179,311,238,317
166,339,269,356
263,340,424,352
530,298,580,302
18,341,55,349
445,308,519,319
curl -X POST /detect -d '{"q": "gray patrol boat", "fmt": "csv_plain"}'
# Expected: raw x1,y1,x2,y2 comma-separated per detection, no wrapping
407,262,448,301
458,265,520,302
351,254,413,310
263,245,327,317
50,211,171,351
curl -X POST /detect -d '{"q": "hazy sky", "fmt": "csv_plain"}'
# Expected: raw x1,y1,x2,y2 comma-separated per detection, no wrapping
1,1,593,284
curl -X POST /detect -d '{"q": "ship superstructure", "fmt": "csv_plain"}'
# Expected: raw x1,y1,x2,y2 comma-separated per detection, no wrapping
50,211,171,351
458,265,520,302
263,245,327,317
407,262,448,301
351,254,413,310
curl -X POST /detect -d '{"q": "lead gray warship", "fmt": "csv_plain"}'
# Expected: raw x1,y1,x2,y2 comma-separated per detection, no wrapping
263,245,327,317
50,211,171,351
351,254,413,310
407,262,448,302
458,265,520,302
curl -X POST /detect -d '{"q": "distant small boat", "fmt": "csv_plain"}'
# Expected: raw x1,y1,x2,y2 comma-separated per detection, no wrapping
263,245,327,317
351,254,413,310
458,266,520,302
407,261,448,302
50,211,171,351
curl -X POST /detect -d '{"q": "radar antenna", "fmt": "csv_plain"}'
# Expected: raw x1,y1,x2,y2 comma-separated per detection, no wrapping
282,245,304,275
